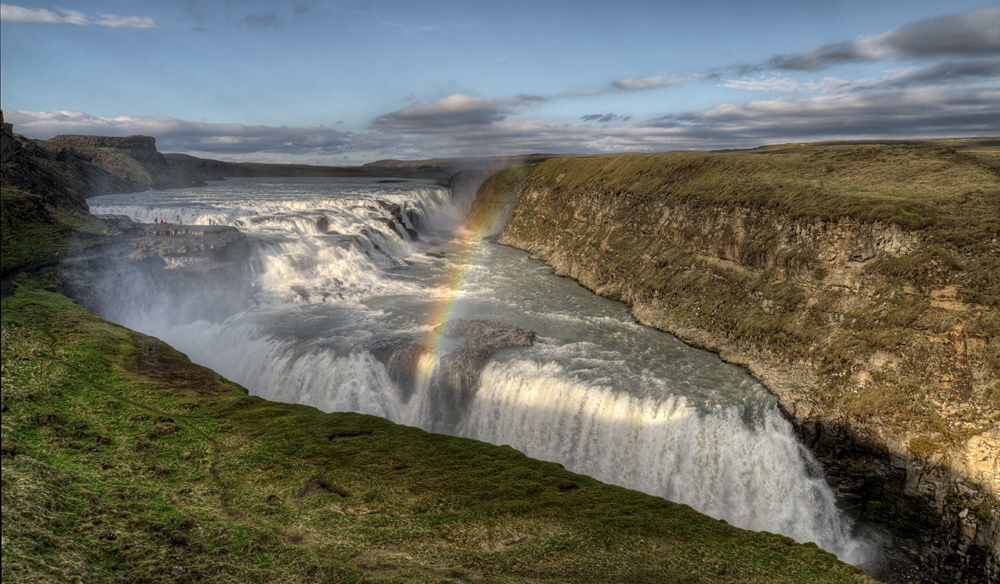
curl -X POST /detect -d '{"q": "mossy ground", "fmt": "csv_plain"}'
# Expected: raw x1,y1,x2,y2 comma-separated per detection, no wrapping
1,181,107,275
1,274,873,583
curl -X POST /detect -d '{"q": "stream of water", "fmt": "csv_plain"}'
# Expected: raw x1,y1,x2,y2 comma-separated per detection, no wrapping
87,176,869,564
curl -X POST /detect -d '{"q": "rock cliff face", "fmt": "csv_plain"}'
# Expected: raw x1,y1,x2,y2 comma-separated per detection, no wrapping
473,147,999,583
2,112,133,202
42,134,207,192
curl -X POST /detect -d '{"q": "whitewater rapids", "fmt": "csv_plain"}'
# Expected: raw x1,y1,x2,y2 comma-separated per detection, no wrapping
87,176,868,563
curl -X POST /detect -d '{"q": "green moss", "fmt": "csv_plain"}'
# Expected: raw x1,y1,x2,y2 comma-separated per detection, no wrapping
1,181,107,274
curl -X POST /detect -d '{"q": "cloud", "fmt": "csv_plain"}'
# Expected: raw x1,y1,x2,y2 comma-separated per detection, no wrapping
0,3,161,28
581,113,632,123
646,86,1000,144
764,7,1000,71
375,80,999,158
3,111,353,157
877,59,1000,88
723,75,802,92
372,94,544,133
561,75,679,98
612,76,672,91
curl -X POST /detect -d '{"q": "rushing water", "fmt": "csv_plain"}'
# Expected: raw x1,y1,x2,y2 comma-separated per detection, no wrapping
87,176,868,563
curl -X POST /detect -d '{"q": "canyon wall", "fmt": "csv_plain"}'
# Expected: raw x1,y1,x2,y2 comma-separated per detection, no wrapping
41,134,208,192
472,147,999,583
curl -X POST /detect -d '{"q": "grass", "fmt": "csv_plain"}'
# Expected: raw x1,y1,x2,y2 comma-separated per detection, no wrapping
1,274,874,583
1,181,107,275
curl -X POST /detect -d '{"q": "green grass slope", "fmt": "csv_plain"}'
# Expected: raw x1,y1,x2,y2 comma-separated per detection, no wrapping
1,181,107,275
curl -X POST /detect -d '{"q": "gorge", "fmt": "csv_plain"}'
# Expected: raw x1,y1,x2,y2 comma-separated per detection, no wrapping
470,147,1000,582
2,119,997,583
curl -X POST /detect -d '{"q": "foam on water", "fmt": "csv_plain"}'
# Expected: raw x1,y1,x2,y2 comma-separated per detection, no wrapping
87,177,870,564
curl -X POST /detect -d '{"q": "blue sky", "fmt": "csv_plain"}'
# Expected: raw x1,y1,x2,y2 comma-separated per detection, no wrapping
2,1,998,164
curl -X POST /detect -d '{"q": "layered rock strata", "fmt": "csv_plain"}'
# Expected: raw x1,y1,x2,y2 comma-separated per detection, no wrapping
42,134,207,191
473,151,999,584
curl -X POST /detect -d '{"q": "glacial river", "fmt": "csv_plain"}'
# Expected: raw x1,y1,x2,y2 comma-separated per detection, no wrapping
87,176,868,564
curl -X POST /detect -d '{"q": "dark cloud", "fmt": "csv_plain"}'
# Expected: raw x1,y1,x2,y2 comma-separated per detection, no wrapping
581,113,632,123
869,7,1000,58
760,7,1000,71
879,59,1000,89
373,94,544,134
645,87,1000,145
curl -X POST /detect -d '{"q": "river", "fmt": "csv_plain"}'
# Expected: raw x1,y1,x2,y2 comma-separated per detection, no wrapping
87,176,869,564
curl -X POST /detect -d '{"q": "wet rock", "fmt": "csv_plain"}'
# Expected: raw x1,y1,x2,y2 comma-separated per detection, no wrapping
370,319,535,430
376,199,419,239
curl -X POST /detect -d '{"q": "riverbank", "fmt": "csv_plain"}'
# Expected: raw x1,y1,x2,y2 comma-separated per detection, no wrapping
469,142,999,583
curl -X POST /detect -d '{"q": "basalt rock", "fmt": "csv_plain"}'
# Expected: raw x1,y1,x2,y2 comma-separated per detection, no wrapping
370,319,535,430
376,200,420,239
42,134,207,192
1,112,133,202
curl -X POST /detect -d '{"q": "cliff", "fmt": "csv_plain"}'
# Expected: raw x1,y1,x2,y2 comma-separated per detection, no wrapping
1,113,112,275
42,134,208,191
472,143,1000,583
2,112,134,203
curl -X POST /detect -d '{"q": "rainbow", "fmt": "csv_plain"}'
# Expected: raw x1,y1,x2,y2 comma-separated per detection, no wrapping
414,189,510,382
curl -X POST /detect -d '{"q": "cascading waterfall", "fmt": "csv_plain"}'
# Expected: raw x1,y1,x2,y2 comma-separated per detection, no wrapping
86,176,869,565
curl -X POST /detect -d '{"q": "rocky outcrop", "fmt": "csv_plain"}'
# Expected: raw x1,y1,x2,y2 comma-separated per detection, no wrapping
474,149,999,584
371,319,535,431
67,220,253,326
1,112,133,202
41,134,207,192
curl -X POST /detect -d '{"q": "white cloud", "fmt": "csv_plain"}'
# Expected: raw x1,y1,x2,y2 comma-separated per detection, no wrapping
723,75,802,92
612,75,671,91
0,4,161,28
3,111,352,156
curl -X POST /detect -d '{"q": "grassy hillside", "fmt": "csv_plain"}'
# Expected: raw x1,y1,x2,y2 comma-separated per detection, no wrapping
0,181,107,275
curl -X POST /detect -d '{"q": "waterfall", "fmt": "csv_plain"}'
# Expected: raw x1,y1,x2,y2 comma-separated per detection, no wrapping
86,176,869,566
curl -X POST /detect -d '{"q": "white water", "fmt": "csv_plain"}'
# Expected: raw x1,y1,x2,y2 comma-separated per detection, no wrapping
88,177,868,563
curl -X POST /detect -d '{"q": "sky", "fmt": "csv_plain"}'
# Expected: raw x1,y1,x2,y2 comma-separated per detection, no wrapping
1,1,998,164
